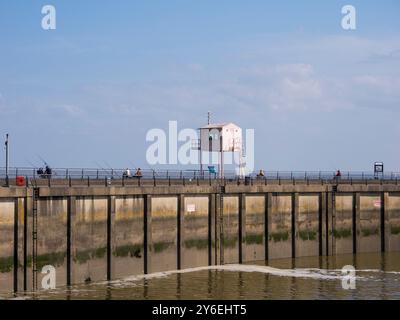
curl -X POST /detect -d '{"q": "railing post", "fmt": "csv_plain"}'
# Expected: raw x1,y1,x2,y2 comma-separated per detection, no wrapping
81,169,84,179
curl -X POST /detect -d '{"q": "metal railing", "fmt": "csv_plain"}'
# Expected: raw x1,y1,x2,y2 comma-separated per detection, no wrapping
0,167,399,187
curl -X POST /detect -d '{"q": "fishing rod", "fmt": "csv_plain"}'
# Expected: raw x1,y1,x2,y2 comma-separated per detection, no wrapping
103,161,121,178
36,155,48,167
94,161,112,178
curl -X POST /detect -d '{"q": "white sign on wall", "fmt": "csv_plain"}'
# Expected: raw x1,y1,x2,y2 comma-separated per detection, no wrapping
187,204,196,213
373,199,381,208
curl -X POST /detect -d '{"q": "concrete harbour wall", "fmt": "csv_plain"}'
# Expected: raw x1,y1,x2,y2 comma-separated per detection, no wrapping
1,183,400,293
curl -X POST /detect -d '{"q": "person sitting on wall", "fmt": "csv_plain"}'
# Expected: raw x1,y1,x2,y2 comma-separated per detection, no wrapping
335,170,341,177
123,168,131,178
257,169,265,177
37,167,44,175
134,168,142,178
45,165,52,177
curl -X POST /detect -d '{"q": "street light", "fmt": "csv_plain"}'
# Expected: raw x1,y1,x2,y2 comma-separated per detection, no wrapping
5,133,9,187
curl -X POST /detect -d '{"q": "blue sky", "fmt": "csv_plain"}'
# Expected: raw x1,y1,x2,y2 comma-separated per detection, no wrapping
0,0,399,171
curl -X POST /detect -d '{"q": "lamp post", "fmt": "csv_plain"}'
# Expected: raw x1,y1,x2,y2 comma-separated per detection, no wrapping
5,133,9,187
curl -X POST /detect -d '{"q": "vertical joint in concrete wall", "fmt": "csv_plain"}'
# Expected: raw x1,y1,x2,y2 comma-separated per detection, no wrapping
326,192,333,256
177,194,184,270
13,198,19,293
23,193,30,291
208,194,214,266
66,196,76,286
265,193,272,262
291,193,299,259
353,192,360,254
143,194,152,274
219,193,224,265
214,193,222,265
380,192,387,253
383,192,390,253
107,195,115,281
319,192,327,256
238,193,246,264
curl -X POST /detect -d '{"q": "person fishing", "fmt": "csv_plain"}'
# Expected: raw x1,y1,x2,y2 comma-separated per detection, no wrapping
123,168,131,178
134,168,142,178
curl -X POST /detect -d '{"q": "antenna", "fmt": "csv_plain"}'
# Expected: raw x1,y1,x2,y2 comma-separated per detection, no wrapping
207,111,211,125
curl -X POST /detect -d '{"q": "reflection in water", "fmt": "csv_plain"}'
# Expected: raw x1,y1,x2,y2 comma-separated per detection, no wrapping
3,252,400,300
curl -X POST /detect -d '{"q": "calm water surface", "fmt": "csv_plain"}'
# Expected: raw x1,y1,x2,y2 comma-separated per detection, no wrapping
4,252,400,300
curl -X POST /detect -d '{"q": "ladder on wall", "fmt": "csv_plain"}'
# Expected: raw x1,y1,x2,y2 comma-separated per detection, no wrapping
219,186,224,265
32,187,39,291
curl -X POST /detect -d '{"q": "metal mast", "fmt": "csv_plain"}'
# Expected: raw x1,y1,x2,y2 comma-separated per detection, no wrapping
5,133,9,186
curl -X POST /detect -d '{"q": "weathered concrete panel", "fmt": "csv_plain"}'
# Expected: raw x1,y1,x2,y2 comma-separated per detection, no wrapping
269,195,292,259
0,200,14,293
72,197,107,284
37,198,67,289
244,196,265,262
113,196,144,279
387,194,400,251
150,197,177,273
334,195,353,254
359,195,381,253
223,196,239,264
182,196,209,269
296,195,319,257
